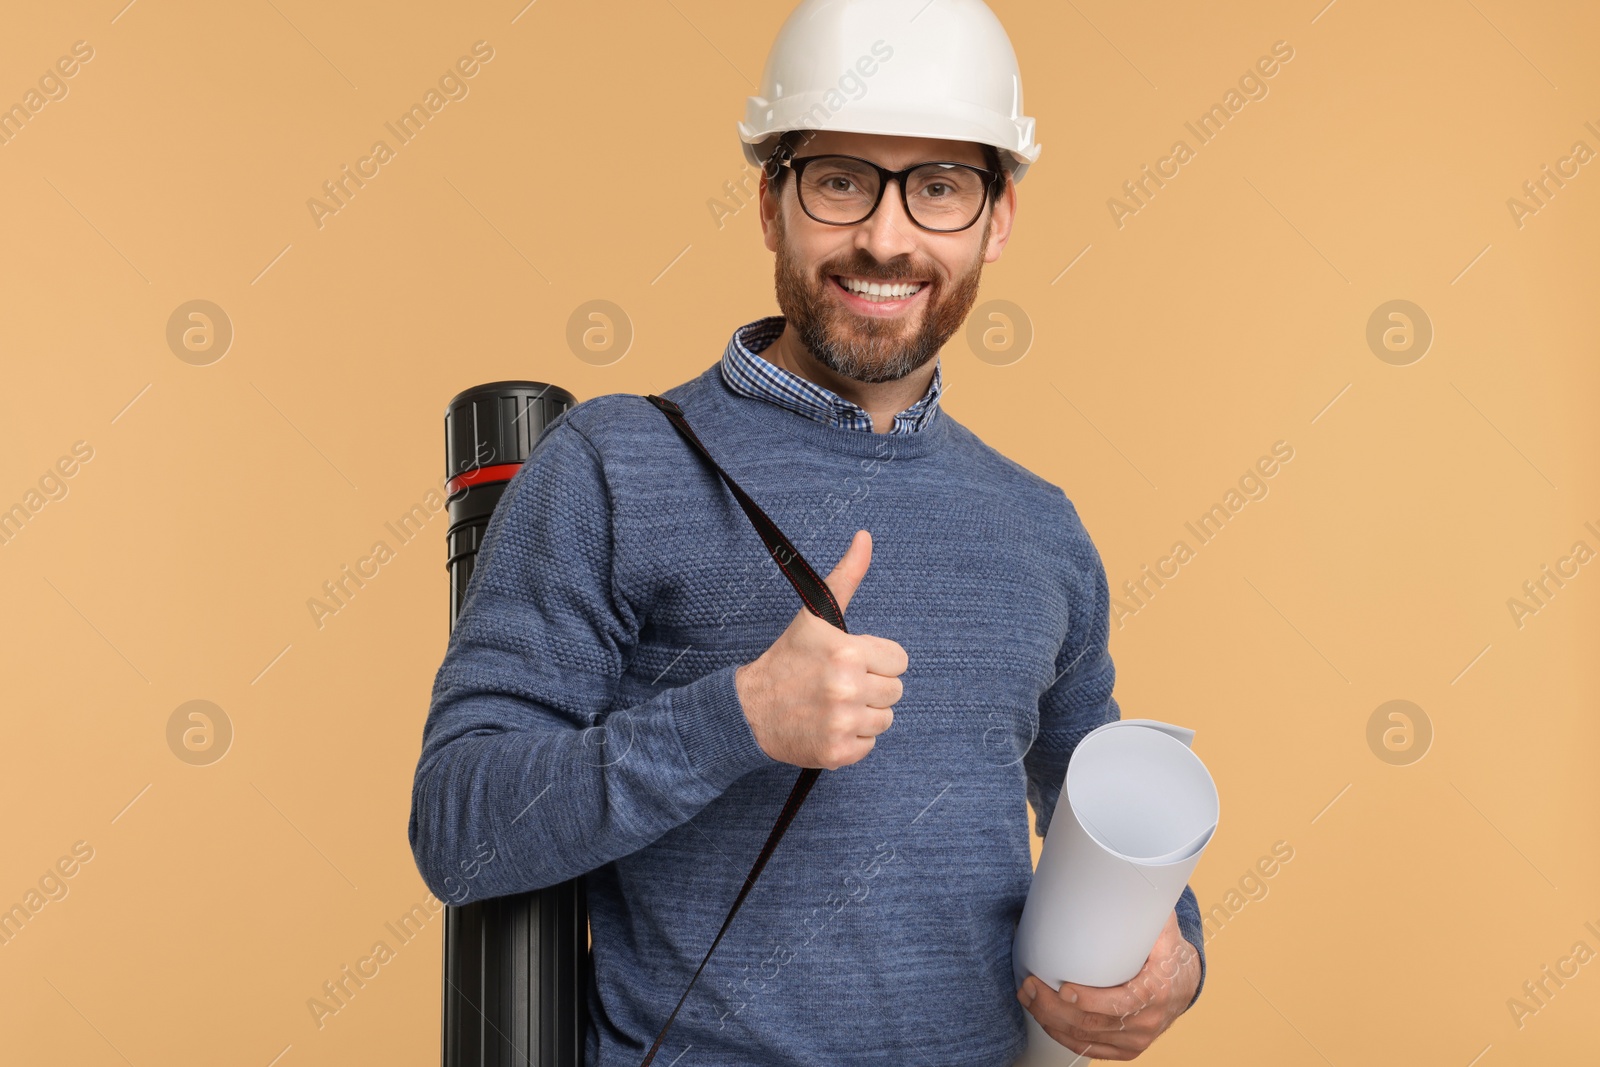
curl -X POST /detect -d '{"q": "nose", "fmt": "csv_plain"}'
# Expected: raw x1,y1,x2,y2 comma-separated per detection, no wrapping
853,182,919,264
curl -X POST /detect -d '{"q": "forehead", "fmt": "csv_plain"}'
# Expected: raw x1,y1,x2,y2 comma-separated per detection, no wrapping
795,130,988,168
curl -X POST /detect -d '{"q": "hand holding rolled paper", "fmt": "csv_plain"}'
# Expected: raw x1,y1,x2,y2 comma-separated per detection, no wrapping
1017,910,1200,1061
1010,719,1219,1065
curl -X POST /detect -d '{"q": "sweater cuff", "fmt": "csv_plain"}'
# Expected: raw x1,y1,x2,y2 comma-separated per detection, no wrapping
670,663,776,790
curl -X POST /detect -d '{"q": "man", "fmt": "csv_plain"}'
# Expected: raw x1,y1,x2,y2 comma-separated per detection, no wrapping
409,1,1205,1063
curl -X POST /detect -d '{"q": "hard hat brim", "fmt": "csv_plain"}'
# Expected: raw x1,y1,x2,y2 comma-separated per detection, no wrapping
739,98,1040,183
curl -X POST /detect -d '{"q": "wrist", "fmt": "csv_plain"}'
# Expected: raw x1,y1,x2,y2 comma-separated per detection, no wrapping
1176,946,1201,1014
733,661,767,746
734,661,754,715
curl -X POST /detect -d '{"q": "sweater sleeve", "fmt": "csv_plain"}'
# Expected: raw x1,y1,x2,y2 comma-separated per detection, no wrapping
407,416,779,905
1021,492,1207,1008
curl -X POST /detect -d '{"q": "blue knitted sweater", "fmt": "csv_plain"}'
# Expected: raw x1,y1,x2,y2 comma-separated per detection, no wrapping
408,360,1205,1066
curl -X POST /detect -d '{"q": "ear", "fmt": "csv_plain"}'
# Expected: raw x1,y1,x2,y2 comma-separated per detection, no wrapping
982,173,1017,264
759,170,782,253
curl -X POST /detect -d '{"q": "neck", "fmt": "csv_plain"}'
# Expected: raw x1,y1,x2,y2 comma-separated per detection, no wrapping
765,323,938,434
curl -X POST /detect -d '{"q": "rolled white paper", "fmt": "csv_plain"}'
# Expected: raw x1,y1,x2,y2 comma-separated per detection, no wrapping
1010,719,1219,1066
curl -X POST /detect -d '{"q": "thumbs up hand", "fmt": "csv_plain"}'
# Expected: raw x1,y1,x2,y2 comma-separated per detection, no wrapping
734,530,908,771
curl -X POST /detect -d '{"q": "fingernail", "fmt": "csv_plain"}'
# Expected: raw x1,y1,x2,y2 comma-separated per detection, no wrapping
1066,988,1078,1004
1024,983,1036,1003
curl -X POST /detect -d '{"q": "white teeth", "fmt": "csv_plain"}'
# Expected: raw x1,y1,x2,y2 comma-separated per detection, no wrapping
837,276,925,301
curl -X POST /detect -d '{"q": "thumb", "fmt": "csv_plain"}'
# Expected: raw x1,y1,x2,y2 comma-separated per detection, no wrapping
822,529,872,614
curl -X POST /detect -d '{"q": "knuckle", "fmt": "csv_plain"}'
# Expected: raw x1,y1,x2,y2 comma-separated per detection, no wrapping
822,676,859,705
828,642,864,670
1057,1023,1094,1045
823,709,852,737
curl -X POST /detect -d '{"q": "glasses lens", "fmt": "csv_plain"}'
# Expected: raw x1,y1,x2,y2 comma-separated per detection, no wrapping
905,163,987,229
797,156,990,230
798,156,881,223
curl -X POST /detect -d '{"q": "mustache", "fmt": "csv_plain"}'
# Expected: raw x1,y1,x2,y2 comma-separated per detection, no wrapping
820,258,936,283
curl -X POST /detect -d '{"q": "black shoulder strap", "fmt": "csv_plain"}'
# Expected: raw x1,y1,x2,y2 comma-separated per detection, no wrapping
634,393,845,1066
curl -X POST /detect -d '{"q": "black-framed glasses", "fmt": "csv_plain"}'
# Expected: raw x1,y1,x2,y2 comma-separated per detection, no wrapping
767,144,1002,233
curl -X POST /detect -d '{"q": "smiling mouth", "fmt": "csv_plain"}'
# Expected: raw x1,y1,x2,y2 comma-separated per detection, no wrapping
830,274,929,306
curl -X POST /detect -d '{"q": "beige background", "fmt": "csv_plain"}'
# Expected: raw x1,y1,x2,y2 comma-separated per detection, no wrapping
2,0,1597,1064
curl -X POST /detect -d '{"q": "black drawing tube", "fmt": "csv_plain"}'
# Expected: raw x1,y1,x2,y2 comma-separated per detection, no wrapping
440,380,588,1067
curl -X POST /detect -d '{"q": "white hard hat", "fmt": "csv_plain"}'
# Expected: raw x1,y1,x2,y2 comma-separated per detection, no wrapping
738,0,1042,184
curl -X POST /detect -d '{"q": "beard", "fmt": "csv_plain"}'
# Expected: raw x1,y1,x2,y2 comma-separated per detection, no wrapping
772,208,991,385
